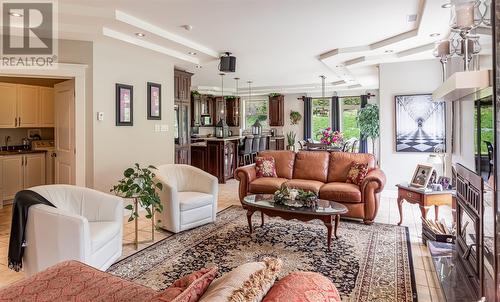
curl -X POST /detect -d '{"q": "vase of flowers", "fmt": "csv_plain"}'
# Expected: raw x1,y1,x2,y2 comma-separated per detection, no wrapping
320,127,343,147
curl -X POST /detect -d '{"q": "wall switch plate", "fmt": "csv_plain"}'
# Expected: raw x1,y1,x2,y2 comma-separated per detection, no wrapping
97,112,104,121
154,124,161,132
160,124,168,132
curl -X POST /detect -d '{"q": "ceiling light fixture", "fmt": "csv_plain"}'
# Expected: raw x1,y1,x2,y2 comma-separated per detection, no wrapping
195,65,202,69
181,25,193,31
9,12,23,17
441,3,452,8
430,33,441,37
320,75,326,100
135,32,146,37
188,51,197,55
384,50,394,53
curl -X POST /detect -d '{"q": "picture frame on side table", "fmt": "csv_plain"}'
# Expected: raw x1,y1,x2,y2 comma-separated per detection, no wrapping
437,176,451,190
116,83,133,126
395,94,446,153
147,82,161,120
410,164,434,188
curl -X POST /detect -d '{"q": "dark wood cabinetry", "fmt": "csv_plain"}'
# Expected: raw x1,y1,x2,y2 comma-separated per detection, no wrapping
174,69,193,164
191,139,239,184
225,97,240,127
191,94,215,127
269,95,284,126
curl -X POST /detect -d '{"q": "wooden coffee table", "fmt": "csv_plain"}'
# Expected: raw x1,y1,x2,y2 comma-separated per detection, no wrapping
242,194,348,250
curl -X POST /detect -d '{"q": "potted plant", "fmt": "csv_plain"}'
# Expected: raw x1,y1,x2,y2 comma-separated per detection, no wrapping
357,104,380,157
269,92,282,98
286,131,296,151
289,111,302,125
111,163,164,223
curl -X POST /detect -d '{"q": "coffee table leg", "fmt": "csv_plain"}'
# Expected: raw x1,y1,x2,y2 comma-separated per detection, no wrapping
261,211,265,227
324,216,333,251
246,210,254,234
334,214,340,239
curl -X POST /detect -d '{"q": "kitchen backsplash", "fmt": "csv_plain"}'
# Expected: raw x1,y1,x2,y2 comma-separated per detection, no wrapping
0,128,54,146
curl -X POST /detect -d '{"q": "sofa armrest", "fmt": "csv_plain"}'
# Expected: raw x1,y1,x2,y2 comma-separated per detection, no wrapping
361,168,386,194
234,164,257,202
24,205,91,275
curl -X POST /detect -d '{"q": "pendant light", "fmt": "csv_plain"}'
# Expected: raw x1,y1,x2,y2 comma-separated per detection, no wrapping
320,75,326,100
215,73,229,138
234,77,240,116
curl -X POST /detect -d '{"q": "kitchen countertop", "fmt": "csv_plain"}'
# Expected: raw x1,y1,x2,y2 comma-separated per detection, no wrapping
0,150,47,156
203,136,246,142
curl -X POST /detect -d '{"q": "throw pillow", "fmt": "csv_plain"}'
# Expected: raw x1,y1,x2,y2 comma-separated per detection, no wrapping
199,258,282,302
346,162,368,186
262,272,341,302
255,157,278,178
153,266,218,302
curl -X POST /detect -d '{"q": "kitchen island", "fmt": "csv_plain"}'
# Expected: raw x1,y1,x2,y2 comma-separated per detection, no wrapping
191,136,244,184
191,135,286,183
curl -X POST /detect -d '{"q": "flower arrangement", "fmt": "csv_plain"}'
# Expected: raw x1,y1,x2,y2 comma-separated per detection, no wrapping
320,127,343,147
274,184,318,208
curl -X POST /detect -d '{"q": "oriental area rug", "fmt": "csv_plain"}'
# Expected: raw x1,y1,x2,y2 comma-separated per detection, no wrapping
108,206,417,302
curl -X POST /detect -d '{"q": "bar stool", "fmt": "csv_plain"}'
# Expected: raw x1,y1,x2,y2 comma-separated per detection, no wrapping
259,136,267,152
251,135,261,163
239,136,253,166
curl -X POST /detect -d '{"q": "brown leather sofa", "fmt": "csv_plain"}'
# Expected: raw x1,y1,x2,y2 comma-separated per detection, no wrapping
234,150,386,224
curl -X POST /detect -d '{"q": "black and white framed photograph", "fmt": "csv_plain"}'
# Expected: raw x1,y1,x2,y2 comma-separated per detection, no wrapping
395,94,446,152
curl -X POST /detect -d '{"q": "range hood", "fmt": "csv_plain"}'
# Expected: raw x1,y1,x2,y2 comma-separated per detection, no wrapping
432,70,492,102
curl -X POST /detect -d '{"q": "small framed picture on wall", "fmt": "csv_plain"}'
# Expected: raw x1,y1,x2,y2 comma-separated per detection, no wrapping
147,82,161,120
116,83,133,126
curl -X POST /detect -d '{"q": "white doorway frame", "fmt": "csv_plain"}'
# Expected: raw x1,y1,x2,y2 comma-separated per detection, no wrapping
0,63,87,186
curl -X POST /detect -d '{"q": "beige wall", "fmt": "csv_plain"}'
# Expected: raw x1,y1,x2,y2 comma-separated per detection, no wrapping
92,37,175,193
379,59,443,190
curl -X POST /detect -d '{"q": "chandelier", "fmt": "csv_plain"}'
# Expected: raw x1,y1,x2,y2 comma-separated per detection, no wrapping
434,0,491,75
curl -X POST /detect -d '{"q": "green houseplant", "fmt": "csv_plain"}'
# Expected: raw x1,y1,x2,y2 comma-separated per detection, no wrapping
111,163,163,222
286,131,296,151
289,111,302,125
269,92,282,98
357,104,380,156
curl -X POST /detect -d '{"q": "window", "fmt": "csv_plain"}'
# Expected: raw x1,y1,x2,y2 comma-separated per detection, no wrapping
244,99,268,130
311,98,330,141
341,97,361,140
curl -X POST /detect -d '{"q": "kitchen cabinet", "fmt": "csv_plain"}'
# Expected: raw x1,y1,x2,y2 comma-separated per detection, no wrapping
39,87,55,127
269,95,284,126
225,97,240,127
191,145,208,171
0,83,54,128
0,83,17,128
191,94,215,127
17,85,40,127
174,69,192,103
174,69,193,164
206,139,239,183
2,153,45,201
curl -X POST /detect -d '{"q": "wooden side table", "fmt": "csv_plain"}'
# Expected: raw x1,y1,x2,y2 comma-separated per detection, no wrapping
396,184,455,226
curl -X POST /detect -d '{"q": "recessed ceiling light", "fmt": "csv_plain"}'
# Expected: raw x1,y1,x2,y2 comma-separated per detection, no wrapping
188,51,197,55
195,65,202,69
430,33,441,37
135,32,146,37
384,50,394,53
9,12,23,17
441,3,452,8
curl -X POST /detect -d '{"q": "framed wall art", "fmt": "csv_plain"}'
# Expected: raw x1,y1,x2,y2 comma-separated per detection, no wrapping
147,82,161,120
116,83,133,126
395,94,446,152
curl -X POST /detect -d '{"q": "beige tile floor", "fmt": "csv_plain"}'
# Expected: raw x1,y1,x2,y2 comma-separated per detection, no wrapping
0,180,447,301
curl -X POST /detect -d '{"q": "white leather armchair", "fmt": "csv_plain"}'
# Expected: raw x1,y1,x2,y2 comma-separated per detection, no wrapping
155,164,218,233
23,185,123,276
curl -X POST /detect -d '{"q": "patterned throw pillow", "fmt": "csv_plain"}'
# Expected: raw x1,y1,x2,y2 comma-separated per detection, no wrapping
255,157,278,178
262,272,341,302
346,162,369,186
153,266,218,302
199,258,282,302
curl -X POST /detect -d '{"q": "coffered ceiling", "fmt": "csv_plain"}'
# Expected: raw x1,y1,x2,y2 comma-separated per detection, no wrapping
57,0,491,95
